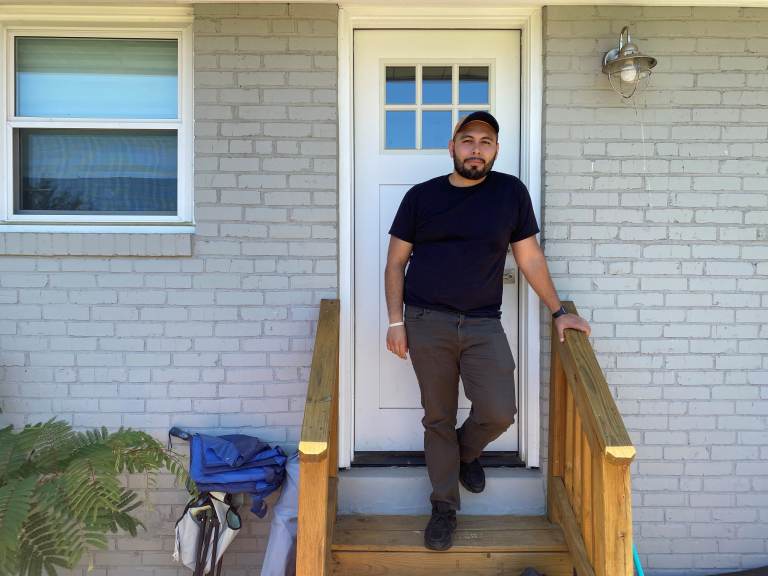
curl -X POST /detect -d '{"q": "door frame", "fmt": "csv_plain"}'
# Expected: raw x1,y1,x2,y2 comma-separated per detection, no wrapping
337,4,544,468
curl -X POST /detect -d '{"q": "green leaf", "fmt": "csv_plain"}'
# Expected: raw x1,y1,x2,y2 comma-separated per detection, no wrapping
0,419,191,576
0,475,38,557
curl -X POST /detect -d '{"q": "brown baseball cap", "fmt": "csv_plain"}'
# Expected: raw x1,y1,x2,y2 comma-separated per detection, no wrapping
452,111,499,139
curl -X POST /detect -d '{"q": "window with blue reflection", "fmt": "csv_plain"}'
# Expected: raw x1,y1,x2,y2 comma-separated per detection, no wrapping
15,37,178,119
17,129,177,213
422,66,452,105
385,111,415,149
422,111,452,149
385,66,416,105
459,66,489,104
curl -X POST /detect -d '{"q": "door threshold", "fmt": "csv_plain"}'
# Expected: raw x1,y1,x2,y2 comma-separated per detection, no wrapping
352,451,525,468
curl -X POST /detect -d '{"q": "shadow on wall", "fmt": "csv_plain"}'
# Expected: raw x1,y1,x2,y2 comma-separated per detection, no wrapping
718,568,768,576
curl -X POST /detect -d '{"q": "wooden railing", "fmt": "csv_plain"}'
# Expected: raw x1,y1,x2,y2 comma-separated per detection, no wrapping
547,301,636,576
297,299,340,576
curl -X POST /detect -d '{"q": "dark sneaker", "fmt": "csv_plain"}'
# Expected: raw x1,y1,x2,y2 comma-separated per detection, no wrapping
459,458,485,493
424,502,457,551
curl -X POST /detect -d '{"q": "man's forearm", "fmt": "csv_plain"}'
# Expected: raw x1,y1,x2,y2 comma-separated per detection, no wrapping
384,264,406,322
518,254,562,313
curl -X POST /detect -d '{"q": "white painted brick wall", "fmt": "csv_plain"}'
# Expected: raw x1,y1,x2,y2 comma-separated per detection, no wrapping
4,4,768,576
0,4,337,574
543,6,768,575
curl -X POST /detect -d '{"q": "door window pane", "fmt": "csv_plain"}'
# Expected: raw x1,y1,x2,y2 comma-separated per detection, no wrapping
16,129,177,213
15,37,178,119
422,66,452,105
385,66,416,105
422,111,451,149
459,66,489,104
385,111,416,149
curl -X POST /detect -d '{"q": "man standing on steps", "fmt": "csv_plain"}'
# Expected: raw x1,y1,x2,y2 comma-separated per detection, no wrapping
384,111,591,551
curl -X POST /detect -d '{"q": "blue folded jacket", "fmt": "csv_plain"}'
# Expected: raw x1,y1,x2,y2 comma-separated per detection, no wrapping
181,430,288,518
200,434,270,468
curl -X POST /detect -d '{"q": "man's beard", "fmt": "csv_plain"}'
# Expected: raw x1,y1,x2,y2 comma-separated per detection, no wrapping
453,152,497,180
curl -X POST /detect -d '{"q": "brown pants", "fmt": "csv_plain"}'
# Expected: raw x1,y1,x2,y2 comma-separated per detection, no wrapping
404,304,517,511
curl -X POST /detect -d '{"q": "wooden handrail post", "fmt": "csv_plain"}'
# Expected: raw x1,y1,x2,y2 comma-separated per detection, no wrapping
547,301,635,576
297,453,331,575
547,335,566,525
297,299,340,576
593,457,633,576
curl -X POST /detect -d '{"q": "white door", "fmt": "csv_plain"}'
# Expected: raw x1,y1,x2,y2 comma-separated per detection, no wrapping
354,30,521,453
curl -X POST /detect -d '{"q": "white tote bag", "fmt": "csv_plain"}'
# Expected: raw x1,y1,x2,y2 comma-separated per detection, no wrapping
173,492,241,575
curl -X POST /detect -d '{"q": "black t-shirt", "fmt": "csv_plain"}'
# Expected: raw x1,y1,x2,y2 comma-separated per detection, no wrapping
388,171,540,318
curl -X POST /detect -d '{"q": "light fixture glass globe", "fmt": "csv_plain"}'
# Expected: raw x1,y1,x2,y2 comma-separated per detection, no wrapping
620,65,638,83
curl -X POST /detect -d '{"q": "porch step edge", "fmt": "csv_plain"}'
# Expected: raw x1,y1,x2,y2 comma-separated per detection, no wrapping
337,466,545,515
332,514,568,553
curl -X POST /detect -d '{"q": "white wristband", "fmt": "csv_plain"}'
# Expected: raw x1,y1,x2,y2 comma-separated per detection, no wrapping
389,321,404,327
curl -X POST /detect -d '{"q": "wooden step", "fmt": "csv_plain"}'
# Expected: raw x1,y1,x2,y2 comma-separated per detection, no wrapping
330,514,574,575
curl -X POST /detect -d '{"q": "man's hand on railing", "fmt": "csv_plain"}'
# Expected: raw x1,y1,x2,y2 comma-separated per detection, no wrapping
554,314,591,343
386,325,409,359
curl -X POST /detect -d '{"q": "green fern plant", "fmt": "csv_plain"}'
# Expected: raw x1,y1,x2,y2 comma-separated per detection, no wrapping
0,419,192,576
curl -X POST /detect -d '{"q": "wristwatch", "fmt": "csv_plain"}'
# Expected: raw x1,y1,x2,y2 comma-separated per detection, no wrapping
552,305,567,319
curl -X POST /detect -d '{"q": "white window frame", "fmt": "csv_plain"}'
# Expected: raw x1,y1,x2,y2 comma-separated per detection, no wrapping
0,8,193,230
381,60,496,153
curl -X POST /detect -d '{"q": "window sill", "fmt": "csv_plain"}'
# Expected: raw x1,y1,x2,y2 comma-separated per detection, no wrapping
0,225,194,256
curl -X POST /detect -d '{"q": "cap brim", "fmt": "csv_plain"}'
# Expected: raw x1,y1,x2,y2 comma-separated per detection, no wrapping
452,111,499,138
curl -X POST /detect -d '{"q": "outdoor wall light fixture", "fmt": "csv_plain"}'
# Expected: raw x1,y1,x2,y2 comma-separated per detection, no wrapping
602,26,657,99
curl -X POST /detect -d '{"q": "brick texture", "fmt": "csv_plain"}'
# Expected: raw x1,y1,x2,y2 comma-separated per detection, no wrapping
542,6,768,575
4,4,768,576
0,4,337,574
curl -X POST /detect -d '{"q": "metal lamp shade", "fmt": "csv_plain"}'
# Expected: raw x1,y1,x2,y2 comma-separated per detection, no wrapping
602,27,657,99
